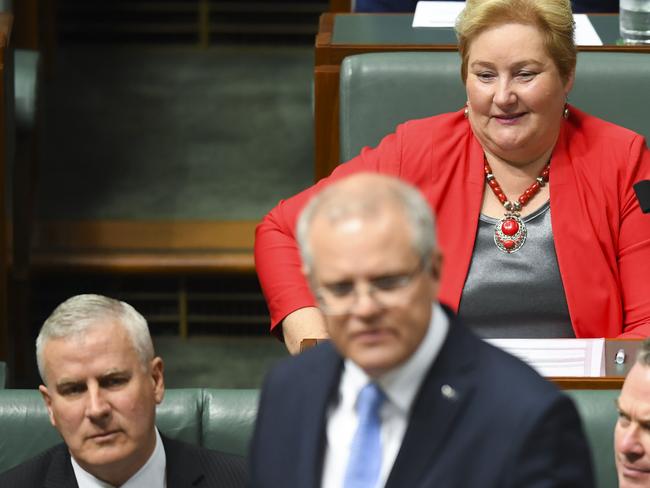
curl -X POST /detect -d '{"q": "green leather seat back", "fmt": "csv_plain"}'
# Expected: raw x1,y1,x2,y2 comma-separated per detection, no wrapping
0,362,6,388
14,49,40,133
571,52,650,142
156,389,203,445
566,389,620,488
0,385,620,484
339,51,465,163
202,388,259,456
0,390,61,474
339,51,650,163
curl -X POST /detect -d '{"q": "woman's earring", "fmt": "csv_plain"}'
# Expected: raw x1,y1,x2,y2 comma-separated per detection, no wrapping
563,103,569,119
464,102,469,118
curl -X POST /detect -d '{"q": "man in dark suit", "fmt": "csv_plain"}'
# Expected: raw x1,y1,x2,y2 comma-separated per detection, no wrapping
0,294,247,487
250,173,594,488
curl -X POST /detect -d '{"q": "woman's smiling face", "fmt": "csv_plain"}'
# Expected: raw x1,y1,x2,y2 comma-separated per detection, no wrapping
465,22,574,163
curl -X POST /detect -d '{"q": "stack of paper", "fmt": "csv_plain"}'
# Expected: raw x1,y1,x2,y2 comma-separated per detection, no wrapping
485,338,606,377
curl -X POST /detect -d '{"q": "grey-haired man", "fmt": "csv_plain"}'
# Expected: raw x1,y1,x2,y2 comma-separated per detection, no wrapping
0,294,247,487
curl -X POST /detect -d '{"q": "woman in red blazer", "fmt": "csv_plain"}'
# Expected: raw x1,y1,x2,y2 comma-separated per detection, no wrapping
255,0,650,353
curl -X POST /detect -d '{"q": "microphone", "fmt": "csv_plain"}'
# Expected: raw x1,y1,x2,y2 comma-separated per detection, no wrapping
634,180,650,214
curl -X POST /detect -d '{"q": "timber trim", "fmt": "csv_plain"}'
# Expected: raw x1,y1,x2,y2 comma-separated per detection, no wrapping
31,219,257,274
0,13,11,363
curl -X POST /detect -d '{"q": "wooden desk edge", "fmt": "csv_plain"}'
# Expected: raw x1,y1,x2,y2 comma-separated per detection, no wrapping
550,377,623,389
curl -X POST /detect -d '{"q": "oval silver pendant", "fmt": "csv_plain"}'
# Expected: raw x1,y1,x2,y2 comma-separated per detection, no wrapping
494,215,527,253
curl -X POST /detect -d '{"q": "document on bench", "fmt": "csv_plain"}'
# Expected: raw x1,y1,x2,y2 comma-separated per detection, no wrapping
485,338,606,377
412,1,465,27
412,2,604,45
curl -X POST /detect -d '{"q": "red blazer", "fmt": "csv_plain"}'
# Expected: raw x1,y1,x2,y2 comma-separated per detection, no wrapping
254,107,650,338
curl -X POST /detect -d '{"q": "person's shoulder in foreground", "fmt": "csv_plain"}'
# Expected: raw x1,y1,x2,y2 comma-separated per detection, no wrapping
0,437,248,487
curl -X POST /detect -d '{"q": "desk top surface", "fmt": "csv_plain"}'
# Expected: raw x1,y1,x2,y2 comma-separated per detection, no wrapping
331,13,622,47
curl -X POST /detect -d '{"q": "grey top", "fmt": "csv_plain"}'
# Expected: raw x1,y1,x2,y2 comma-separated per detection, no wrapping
457,201,574,338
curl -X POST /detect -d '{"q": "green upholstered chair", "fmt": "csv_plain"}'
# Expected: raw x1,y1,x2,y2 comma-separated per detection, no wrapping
566,389,620,488
0,389,57,474
0,385,620,486
339,51,650,163
0,388,259,474
0,362,6,388
201,388,259,456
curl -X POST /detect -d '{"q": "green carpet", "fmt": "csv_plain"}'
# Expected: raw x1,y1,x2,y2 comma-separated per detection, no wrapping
38,45,314,220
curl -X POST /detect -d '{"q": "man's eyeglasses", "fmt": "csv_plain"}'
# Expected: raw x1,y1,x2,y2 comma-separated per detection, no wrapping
314,259,428,316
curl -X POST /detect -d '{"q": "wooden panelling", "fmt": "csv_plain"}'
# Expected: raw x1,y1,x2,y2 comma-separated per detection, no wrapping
329,0,351,12
31,220,257,274
0,13,11,363
13,0,40,49
56,0,328,44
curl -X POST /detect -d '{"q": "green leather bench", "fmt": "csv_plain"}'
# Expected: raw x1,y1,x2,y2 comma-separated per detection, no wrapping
566,389,620,488
0,388,259,474
339,51,650,162
0,387,620,487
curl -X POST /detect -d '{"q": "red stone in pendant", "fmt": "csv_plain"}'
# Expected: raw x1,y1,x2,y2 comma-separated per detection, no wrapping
501,218,519,236
503,240,516,250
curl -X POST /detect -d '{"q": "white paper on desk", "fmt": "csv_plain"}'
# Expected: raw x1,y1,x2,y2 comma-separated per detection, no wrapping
573,14,603,46
485,338,606,377
413,1,465,28
413,3,604,46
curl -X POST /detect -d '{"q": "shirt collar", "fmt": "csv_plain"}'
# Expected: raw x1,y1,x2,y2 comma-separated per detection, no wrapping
71,428,167,488
341,303,449,414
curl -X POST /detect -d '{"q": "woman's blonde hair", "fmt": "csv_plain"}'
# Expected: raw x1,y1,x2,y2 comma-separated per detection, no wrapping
456,0,576,83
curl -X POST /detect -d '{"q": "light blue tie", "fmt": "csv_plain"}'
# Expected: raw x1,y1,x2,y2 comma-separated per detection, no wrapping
343,382,385,488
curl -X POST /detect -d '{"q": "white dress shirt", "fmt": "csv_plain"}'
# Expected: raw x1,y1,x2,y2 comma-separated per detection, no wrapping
321,304,449,488
71,428,167,488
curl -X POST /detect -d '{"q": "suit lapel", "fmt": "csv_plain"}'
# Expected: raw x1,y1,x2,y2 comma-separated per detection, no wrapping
295,343,344,488
44,444,79,488
163,436,207,486
385,312,479,488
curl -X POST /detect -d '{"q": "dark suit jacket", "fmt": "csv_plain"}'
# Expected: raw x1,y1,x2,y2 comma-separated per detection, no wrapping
250,307,595,487
0,435,248,487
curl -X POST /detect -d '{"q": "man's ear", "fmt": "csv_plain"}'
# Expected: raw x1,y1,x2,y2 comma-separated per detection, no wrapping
150,357,165,404
39,384,57,427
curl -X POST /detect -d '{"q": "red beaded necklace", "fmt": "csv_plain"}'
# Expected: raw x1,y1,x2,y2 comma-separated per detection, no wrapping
484,156,550,253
